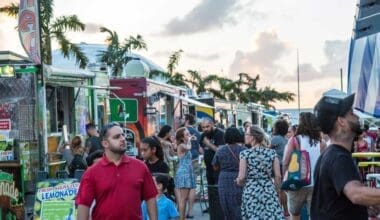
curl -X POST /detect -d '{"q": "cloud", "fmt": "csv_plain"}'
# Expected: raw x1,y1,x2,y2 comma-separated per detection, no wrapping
152,50,219,61
185,53,219,61
0,0,14,7
84,23,103,34
163,0,238,35
229,31,290,81
282,40,349,82
0,31,4,49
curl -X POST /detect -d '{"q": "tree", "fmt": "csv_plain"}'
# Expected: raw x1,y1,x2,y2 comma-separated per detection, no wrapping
167,49,183,76
0,0,88,68
185,70,220,95
99,27,147,76
150,49,188,86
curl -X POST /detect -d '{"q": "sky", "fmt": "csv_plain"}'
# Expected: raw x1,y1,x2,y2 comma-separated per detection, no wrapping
0,0,357,109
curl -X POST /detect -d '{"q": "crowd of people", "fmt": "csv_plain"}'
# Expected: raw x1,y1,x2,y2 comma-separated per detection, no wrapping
56,89,380,220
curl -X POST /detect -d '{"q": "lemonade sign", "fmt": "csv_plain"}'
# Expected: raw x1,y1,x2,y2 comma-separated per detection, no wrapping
0,171,19,200
0,169,24,220
34,179,79,220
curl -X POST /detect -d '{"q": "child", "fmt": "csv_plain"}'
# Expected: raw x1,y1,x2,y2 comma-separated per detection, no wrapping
141,136,170,174
141,173,179,220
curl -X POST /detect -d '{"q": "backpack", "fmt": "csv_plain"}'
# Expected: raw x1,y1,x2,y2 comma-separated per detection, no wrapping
281,136,311,191
68,155,87,178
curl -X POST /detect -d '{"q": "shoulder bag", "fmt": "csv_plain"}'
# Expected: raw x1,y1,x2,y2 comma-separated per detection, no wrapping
281,136,311,191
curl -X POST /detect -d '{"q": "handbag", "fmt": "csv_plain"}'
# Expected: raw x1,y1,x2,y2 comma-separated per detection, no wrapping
281,136,311,191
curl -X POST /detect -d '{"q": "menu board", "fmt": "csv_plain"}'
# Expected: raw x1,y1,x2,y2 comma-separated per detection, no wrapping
34,179,79,220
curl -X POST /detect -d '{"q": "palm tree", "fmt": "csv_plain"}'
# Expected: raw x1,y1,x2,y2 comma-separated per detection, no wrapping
99,27,147,76
209,72,295,108
185,70,220,95
185,70,202,91
167,72,188,87
255,87,294,109
167,49,183,76
149,49,187,85
0,0,88,68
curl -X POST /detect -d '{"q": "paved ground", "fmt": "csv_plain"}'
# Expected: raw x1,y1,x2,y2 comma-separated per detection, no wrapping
190,201,209,220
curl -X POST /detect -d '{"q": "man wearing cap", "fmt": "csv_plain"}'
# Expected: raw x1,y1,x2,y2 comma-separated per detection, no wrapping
311,89,380,219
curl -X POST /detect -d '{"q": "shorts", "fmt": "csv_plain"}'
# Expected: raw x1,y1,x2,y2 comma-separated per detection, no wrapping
287,187,313,216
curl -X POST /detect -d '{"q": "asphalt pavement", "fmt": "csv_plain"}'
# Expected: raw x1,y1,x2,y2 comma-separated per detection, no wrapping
189,201,209,220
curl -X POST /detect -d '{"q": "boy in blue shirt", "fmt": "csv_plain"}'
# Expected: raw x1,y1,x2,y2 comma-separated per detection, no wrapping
142,173,179,220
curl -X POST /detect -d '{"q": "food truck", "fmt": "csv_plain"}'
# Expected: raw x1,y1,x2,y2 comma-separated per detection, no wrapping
0,51,39,219
109,77,213,154
195,94,264,129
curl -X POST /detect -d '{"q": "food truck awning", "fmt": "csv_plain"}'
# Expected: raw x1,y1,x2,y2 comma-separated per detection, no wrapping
160,91,214,108
44,65,95,84
43,82,121,90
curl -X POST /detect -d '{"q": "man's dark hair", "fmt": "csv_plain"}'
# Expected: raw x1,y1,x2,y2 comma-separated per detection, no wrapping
225,127,244,144
273,119,289,136
99,122,120,140
243,121,250,127
364,124,369,132
86,123,96,131
185,114,196,125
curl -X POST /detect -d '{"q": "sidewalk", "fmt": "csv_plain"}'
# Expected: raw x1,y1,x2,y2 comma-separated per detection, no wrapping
190,201,209,220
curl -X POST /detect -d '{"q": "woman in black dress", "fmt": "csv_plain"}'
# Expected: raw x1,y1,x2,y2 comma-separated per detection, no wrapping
212,127,247,220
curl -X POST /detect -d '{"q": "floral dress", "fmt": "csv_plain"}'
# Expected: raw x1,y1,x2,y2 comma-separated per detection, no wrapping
175,151,196,189
240,147,284,220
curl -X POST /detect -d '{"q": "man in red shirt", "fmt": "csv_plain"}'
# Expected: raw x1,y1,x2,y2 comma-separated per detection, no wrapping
76,122,158,220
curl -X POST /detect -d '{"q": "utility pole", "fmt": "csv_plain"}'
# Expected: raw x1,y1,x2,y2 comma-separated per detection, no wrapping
297,49,300,114
340,68,343,91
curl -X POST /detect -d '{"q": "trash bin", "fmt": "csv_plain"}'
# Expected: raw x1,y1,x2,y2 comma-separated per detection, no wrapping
207,185,224,220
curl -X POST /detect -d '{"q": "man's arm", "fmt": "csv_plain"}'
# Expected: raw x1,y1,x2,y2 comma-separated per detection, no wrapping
344,180,380,206
77,205,90,220
146,197,157,220
202,137,218,151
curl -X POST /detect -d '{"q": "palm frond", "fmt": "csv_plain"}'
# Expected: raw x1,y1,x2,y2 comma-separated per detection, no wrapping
124,35,147,51
53,31,88,68
40,0,54,26
51,15,85,32
167,49,183,75
100,26,119,46
69,43,89,69
0,3,19,18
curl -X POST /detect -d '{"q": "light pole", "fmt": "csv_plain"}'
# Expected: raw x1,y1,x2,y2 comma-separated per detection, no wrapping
297,49,300,114
340,68,343,91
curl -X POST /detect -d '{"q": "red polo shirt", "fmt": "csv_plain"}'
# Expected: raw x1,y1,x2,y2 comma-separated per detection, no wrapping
76,154,157,220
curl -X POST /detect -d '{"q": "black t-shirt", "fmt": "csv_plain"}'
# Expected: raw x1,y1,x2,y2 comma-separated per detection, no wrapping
85,136,102,155
311,144,368,220
145,160,169,174
200,128,225,165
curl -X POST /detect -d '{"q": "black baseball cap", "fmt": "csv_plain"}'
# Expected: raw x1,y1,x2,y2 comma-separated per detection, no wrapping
314,89,355,134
